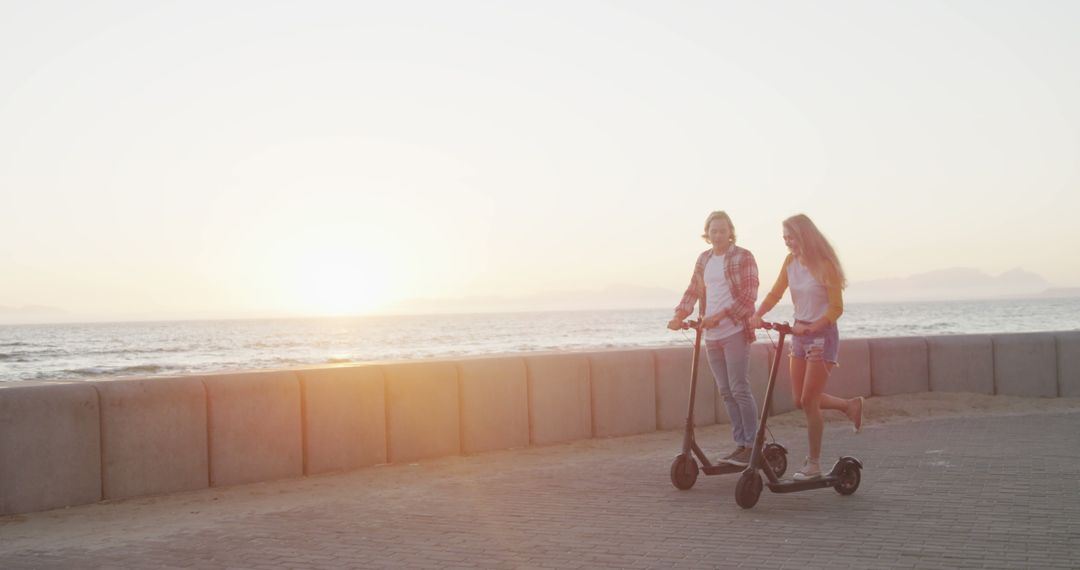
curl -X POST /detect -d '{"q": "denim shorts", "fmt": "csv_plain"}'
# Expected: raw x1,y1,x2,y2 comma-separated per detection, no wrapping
789,320,840,365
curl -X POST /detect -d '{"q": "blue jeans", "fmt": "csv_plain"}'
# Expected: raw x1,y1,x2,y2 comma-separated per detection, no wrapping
704,330,759,448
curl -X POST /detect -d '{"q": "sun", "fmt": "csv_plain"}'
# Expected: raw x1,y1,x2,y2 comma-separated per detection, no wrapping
290,249,392,316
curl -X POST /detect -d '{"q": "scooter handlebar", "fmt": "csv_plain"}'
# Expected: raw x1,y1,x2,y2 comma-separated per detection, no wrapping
760,321,793,334
667,319,700,331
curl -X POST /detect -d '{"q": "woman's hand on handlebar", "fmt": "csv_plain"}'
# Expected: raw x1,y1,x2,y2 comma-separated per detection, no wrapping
666,317,684,331
749,315,764,329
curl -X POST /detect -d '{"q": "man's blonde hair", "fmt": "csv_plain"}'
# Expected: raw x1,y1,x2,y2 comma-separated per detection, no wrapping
701,210,736,244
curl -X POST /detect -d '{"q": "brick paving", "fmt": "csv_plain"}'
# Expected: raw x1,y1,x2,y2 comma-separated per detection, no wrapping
2,408,1079,569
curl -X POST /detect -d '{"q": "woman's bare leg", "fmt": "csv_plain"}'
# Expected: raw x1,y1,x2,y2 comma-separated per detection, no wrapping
800,360,834,461
818,392,849,411
794,357,859,425
789,356,806,409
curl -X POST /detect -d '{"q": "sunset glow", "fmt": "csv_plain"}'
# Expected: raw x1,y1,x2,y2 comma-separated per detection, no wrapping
2,3,1079,323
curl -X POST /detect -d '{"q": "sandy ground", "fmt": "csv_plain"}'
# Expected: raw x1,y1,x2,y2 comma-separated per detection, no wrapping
2,391,1079,553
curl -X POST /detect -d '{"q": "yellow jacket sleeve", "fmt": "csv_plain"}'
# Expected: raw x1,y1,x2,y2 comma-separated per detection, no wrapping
823,265,844,322
759,254,793,314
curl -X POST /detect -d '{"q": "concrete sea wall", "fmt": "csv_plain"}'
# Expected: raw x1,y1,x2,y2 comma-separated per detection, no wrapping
2,330,1078,516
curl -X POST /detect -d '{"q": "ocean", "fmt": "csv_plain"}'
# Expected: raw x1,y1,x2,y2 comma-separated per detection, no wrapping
1,297,1078,383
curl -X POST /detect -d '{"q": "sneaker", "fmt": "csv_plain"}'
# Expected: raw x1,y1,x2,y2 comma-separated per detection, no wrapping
721,446,751,467
793,457,821,480
847,396,865,434
716,446,742,463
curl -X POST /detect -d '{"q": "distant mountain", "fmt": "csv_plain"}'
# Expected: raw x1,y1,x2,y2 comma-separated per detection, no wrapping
386,268,1080,314
0,305,72,324
1036,287,1080,299
846,268,1058,302
5,270,1076,324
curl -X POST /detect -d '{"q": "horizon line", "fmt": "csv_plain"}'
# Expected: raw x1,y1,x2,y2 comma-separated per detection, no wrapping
3,293,1080,327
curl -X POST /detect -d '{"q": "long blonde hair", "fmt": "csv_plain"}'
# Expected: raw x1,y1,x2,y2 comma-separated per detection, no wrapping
783,214,846,289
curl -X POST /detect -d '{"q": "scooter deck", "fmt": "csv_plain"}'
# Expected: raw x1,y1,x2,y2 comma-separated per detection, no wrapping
766,475,839,493
701,462,745,476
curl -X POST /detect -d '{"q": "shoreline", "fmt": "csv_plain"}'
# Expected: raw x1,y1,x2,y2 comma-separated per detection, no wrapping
5,327,1080,385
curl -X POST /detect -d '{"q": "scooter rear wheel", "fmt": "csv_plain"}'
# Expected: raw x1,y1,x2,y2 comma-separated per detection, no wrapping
764,443,788,478
834,461,861,495
735,471,763,509
670,454,699,490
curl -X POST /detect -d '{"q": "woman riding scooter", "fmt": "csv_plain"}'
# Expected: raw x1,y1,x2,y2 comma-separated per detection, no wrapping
750,214,864,480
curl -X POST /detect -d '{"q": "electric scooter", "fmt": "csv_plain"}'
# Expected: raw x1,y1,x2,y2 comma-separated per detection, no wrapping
733,321,863,508
669,318,788,490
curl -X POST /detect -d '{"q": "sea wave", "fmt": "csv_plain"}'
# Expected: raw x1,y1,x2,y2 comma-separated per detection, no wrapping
57,364,175,378
0,349,68,362
248,340,301,349
84,346,195,356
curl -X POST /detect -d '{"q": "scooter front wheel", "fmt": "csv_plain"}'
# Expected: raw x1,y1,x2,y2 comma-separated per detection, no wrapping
670,454,699,490
735,471,763,509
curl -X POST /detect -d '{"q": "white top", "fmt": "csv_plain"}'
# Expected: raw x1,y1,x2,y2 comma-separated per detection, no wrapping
703,254,743,341
788,257,829,322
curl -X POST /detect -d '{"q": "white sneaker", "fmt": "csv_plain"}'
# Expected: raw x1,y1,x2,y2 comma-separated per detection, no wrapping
793,457,821,480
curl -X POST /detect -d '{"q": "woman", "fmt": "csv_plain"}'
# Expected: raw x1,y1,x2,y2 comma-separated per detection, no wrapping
668,211,760,466
750,214,863,480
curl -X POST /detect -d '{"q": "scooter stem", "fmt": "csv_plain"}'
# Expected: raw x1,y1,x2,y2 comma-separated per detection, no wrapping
681,320,703,454
749,328,787,481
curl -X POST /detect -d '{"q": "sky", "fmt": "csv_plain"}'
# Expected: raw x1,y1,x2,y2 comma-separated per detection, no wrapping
2,1,1078,321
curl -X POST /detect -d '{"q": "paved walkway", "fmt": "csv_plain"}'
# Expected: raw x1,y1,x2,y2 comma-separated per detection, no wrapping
2,404,1079,569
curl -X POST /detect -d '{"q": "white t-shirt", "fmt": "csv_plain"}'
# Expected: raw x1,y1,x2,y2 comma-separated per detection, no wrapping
788,257,829,322
704,254,743,341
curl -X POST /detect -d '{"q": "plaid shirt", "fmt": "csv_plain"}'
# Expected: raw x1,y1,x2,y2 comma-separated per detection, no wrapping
674,245,760,343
